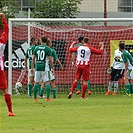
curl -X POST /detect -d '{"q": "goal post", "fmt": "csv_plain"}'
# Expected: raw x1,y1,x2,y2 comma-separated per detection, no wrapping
8,18,133,95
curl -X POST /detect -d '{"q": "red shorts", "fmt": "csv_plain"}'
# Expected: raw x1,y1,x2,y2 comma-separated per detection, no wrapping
75,65,90,81
0,70,8,89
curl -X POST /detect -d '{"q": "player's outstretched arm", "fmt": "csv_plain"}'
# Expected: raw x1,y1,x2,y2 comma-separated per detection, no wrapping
70,41,76,48
0,13,5,18
0,13,9,44
69,41,78,52
55,59,63,70
99,42,104,50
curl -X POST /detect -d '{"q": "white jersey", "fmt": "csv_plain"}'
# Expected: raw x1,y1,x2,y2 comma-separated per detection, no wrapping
76,46,91,65
0,43,6,70
70,44,103,65
112,49,125,69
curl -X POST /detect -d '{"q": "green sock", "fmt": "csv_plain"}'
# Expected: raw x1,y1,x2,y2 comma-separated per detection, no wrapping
38,84,41,96
28,83,33,97
52,88,56,99
40,88,45,97
33,84,39,99
131,84,133,94
45,84,51,98
125,83,131,95
88,80,91,91
77,81,81,90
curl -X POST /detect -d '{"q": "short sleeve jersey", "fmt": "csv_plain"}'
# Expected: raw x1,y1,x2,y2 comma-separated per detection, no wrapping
33,44,52,71
0,18,8,70
112,49,125,69
69,44,103,65
72,43,82,55
25,45,36,69
52,49,58,60
122,50,133,70
45,48,58,71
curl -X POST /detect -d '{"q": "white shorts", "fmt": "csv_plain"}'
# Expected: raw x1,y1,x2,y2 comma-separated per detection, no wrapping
29,69,34,77
49,71,55,81
34,71,55,83
34,71,47,82
127,70,133,79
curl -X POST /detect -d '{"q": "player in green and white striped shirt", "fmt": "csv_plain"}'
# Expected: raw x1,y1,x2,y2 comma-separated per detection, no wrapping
31,36,54,102
24,37,38,98
119,41,133,96
39,39,64,99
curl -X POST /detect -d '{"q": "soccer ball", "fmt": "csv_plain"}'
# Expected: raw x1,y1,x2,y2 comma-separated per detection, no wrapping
15,82,22,89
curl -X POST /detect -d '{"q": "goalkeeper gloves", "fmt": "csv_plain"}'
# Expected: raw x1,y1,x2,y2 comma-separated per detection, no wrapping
107,67,113,74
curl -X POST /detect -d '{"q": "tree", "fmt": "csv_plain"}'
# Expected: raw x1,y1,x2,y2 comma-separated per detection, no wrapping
31,0,82,18
0,0,19,26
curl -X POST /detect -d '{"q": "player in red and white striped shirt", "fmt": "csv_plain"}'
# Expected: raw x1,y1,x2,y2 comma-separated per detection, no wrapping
0,13,15,116
68,37,104,99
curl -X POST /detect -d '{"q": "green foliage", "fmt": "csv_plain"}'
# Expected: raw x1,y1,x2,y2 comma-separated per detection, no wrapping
31,0,82,18
0,0,19,27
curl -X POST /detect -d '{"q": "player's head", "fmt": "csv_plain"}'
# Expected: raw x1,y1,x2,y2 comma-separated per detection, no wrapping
47,39,52,48
40,36,48,44
30,37,37,45
83,37,89,44
119,41,125,51
119,40,125,44
78,36,84,43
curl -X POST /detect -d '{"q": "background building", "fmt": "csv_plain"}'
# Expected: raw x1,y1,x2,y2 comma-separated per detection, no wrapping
17,0,133,18
78,0,133,18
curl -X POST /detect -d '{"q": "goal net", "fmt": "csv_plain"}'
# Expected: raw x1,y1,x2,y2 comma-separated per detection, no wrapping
8,18,133,95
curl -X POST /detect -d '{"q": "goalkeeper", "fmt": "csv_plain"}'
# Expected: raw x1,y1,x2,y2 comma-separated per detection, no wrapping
105,41,125,95
71,36,91,95
24,37,38,98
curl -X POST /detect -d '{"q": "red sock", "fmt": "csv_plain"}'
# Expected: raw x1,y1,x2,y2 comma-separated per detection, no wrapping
82,84,88,98
4,94,13,113
70,81,78,93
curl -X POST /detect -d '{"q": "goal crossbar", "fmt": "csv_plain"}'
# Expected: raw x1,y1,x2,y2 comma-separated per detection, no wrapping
9,18,133,22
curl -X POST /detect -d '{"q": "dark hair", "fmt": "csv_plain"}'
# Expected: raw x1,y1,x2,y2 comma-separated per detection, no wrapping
83,37,89,43
119,43,125,50
30,37,36,43
119,40,125,44
41,36,48,43
78,36,84,43
46,39,51,46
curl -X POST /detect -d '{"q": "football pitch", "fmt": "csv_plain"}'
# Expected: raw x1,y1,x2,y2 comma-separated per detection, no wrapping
0,93,133,133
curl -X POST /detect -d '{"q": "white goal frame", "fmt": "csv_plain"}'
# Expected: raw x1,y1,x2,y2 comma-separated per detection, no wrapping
8,17,133,95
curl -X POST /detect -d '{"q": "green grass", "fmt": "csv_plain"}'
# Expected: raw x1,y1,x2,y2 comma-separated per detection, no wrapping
0,94,133,133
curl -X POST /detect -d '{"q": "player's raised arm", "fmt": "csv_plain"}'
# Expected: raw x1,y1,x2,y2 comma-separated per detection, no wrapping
0,13,9,44
89,42,104,54
69,41,78,52
99,42,104,50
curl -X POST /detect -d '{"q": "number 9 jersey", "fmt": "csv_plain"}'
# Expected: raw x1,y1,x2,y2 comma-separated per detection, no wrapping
70,44,103,66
